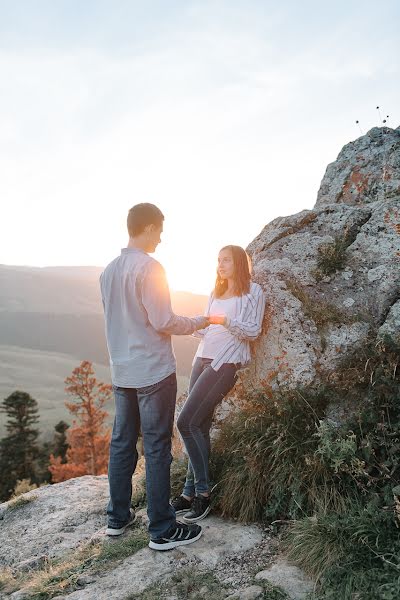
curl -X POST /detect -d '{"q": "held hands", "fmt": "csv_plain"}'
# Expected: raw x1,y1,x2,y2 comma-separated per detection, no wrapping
195,316,211,330
208,315,227,326
194,315,227,330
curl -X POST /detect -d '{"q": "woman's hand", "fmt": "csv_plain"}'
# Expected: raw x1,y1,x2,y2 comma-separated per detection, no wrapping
208,315,227,326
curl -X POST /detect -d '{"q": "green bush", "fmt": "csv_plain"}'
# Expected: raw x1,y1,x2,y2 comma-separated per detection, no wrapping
285,502,400,599
211,385,338,522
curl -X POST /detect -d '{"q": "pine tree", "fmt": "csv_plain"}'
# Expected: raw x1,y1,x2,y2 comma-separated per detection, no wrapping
49,361,111,482
52,420,70,463
35,421,70,486
0,391,40,501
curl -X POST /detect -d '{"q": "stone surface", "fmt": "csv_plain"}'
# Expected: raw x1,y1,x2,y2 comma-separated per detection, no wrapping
316,126,400,206
255,560,314,599
225,584,264,599
0,475,109,568
0,476,265,599
235,126,400,395
378,299,400,343
62,516,262,599
13,555,47,573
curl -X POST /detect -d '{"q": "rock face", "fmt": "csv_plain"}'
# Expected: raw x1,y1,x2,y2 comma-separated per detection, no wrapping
0,476,267,599
239,126,400,392
255,559,314,599
0,476,109,568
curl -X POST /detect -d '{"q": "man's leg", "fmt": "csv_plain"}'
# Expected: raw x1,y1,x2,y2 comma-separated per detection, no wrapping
137,372,177,540
107,386,140,528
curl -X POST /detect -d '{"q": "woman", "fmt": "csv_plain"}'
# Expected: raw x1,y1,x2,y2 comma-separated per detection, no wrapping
174,245,266,522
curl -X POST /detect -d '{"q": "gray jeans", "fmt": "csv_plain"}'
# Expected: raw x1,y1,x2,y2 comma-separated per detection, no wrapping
107,372,177,539
177,357,239,496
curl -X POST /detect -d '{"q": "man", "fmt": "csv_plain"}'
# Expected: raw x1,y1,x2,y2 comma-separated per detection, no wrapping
100,203,209,550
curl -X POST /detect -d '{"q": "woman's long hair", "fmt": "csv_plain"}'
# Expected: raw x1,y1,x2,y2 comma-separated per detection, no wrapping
214,245,252,298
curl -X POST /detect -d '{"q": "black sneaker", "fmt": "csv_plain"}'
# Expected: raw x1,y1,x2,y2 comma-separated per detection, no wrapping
106,508,136,536
182,495,211,523
149,522,202,551
171,495,193,515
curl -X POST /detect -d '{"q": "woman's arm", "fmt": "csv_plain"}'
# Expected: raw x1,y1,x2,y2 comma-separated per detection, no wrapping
224,285,266,340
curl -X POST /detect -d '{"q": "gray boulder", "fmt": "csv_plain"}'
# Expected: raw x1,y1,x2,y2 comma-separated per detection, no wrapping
234,126,399,394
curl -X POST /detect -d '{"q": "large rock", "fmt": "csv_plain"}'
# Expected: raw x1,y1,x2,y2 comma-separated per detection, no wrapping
316,126,400,206
236,126,400,393
0,476,263,599
255,559,314,599
0,476,109,568
62,516,262,600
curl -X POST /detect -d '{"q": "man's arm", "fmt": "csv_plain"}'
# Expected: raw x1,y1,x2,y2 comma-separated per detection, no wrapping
192,292,213,338
141,261,208,335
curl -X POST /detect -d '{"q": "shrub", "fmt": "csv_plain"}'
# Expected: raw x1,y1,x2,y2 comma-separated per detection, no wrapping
315,233,350,278
285,501,400,599
210,385,338,522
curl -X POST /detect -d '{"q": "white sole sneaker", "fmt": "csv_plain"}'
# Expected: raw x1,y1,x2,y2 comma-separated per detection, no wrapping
182,504,211,523
106,509,136,536
148,529,202,551
174,507,191,516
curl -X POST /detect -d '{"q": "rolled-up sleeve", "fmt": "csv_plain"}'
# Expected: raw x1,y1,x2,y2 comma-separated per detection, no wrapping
224,285,266,340
142,261,206,335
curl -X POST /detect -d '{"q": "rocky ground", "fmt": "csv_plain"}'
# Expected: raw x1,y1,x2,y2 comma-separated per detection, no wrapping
0,476,314,600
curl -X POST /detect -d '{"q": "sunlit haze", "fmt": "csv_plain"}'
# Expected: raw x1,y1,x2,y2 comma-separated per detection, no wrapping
1,1,399,294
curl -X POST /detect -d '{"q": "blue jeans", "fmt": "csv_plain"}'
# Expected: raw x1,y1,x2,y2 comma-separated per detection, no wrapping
177,358,239,496
107,372,177,539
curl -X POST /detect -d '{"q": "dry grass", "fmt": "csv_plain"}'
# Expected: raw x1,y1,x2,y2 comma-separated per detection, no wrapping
0,567,16,593
0,525,148,598
6,492,39,511
12,478,39,497
284,278,349,330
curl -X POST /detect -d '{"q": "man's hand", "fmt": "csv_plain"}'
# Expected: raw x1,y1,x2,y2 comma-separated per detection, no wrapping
208,315,227,326
195,316,211,330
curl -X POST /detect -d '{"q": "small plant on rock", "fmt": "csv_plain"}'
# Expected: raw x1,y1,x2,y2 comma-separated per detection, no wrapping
313,229,352,280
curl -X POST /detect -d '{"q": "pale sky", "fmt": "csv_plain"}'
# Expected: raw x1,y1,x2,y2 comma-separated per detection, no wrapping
1,0,399,294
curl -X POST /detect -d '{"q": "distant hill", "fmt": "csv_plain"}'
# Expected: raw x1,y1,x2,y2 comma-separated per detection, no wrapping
0,264,208,315
0,265,207,371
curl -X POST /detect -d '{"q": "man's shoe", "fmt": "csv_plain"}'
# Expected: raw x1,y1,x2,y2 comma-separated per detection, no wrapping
149,522,202,551
182,495,211,523
171,495,193,515
106,508,136,536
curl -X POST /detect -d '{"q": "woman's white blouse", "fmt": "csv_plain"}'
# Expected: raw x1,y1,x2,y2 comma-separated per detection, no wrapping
192,282,266,371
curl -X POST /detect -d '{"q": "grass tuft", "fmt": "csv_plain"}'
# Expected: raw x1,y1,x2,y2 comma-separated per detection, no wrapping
1,525,148,599
314,233,350,279
7,493,38,510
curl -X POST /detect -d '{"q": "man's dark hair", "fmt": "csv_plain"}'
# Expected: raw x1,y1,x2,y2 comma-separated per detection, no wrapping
127,203,164,237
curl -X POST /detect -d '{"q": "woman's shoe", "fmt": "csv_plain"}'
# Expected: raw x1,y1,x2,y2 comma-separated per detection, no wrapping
171,495,193,515
182,495,211,523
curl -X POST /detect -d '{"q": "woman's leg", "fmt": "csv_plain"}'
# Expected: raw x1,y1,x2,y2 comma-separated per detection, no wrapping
177,363,238,496
181,358,211,499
